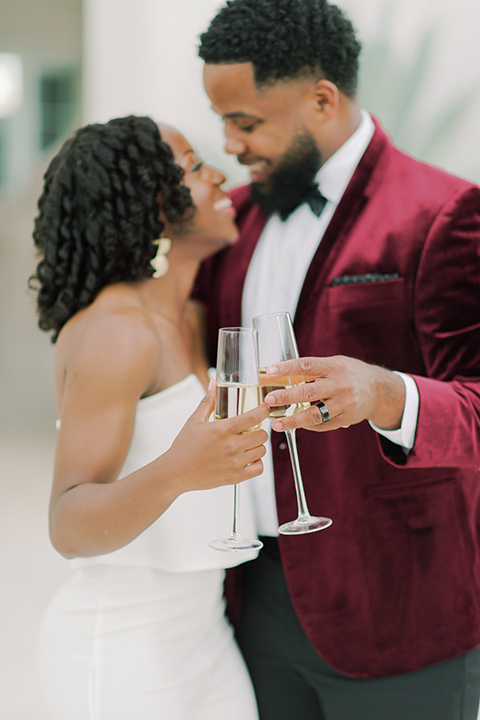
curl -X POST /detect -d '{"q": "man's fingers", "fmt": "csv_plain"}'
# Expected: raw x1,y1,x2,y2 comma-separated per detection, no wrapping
266,356,329,379
264,379,334,410
271,401,339,432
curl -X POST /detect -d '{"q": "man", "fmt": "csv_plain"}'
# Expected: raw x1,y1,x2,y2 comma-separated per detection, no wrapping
194,1,480,718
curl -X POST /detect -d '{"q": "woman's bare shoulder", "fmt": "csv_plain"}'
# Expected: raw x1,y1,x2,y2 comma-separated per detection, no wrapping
54,284,161,400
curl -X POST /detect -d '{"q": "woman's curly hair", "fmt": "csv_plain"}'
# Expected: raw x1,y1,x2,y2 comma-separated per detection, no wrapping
29,115,193,343
199,0,361,98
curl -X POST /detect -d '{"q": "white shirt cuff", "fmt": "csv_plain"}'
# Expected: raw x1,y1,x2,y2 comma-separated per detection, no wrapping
369,371,419,452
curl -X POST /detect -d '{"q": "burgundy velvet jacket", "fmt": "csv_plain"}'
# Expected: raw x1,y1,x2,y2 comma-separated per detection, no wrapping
194,120,480,678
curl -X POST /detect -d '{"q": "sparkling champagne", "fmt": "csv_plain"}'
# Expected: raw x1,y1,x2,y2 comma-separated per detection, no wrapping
257,368,310,418
215,383,262,423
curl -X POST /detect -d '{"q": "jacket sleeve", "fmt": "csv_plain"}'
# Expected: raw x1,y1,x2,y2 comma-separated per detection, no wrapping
378,184,480,469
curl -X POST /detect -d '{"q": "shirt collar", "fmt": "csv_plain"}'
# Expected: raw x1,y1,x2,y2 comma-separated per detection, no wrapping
316,109,375,206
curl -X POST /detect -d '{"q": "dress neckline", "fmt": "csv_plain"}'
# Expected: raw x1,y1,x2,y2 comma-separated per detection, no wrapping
139,373,204,405
56,374,205,429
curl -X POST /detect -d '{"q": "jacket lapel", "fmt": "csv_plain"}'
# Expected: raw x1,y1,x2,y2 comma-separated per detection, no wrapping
295,121,390,332
220,190,268,327
214,121,391,341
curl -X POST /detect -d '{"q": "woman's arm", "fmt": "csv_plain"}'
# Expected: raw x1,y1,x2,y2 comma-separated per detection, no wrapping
50,313,268,558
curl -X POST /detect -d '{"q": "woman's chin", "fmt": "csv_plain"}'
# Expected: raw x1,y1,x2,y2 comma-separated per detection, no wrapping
226,228,240,245
214,224,240,249
200,231,239,260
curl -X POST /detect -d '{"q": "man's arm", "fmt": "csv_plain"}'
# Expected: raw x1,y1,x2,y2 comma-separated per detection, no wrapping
263,185,480,470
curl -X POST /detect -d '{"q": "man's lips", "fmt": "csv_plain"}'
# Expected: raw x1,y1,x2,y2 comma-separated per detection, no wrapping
239,159,270,183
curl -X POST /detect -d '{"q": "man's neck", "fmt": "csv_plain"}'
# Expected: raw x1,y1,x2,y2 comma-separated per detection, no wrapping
317,97,362,165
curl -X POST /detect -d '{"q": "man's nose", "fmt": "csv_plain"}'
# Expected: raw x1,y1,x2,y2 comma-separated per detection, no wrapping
224,132,246,156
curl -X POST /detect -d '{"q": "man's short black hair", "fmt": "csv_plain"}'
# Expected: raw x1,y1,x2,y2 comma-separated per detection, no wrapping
199,0,361,98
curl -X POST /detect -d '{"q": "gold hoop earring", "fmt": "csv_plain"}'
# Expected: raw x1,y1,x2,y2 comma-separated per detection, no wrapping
151,237,171,278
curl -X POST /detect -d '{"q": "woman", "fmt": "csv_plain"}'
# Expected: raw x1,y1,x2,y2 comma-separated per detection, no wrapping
30,115,267,720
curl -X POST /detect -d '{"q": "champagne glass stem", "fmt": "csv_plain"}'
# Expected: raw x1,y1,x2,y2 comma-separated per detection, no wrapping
231,484,240,540
284,429,311,519
209,326,264,552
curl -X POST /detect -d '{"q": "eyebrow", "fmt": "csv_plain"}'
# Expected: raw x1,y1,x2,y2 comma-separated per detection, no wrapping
224,112,256,119
211,107,258,121
179,149,196,164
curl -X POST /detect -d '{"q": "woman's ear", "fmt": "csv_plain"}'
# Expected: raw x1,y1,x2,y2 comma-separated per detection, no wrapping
156,191,166,223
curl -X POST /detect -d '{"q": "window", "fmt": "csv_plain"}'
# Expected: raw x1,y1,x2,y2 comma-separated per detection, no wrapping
38,69,78,151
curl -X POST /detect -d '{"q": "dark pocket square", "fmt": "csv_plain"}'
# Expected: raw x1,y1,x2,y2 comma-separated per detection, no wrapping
331,273,400,286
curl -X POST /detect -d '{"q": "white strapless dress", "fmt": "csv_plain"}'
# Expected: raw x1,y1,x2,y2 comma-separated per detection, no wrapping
38,375,260,720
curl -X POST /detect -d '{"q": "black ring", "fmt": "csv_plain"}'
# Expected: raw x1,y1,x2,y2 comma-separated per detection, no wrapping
313,400,330,423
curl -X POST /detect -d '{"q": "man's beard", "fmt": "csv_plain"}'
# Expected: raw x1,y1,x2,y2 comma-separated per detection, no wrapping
250,129,322,219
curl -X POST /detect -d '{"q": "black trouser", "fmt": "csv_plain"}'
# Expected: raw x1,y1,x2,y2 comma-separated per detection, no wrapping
236,537,480,720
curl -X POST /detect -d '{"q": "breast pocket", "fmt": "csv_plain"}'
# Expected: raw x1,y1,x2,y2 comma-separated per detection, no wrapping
324,277,412,367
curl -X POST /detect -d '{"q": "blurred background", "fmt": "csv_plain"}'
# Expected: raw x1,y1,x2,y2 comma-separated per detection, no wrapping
1,0,479,717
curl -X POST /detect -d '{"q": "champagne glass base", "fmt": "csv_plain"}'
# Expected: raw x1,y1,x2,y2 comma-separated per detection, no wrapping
209,537,264,552
278,516,333,535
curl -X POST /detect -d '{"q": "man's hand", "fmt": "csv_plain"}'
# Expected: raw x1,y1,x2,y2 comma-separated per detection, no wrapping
263,356,405,433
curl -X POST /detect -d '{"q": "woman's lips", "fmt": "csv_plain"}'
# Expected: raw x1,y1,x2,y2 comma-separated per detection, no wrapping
213,196,236,220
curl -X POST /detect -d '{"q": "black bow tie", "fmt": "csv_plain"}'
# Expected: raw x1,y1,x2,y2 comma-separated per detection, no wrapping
279,186,327,221
305,186,328,217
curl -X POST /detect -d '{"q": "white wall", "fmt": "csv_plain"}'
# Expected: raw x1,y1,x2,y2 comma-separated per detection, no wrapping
0,0,83,190
0,0,83,437
341,0,480,182
83,0,480,185
83,0,249,188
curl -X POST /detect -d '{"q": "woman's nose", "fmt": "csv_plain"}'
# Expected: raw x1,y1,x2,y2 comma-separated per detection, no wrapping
203,163,226,186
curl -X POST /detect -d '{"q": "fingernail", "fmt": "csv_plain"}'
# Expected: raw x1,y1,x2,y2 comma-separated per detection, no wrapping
271,420,283,431
208,379,215,391
267,365,279,375
264,393,276,405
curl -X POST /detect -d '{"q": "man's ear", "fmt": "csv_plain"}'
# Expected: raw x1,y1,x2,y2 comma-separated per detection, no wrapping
310,79,339,119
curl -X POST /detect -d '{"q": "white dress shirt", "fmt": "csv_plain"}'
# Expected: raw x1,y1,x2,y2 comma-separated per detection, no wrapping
242,110,419,535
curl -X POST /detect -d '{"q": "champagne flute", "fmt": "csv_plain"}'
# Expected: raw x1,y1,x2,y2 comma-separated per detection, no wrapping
252,311,332,535
209,327,264,552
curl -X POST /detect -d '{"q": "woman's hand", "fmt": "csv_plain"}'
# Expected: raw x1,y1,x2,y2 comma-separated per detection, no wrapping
165,381,270,493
